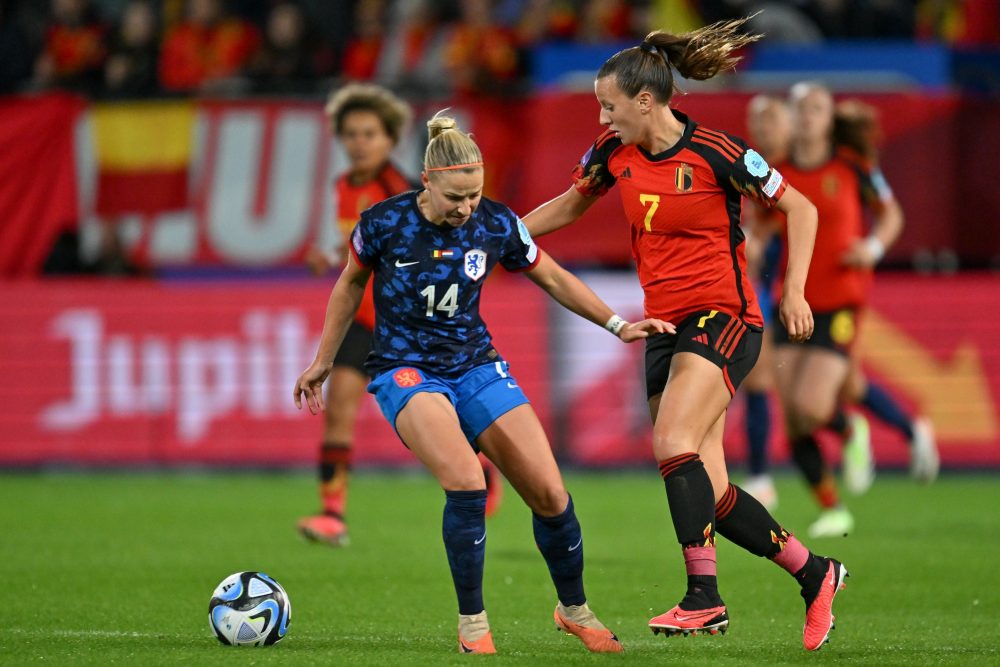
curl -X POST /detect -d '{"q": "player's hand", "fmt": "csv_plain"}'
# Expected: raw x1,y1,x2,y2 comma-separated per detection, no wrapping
293,361,332,414
779,292,814,343
841,238,877,269
618,318,676,342
305,246,332,276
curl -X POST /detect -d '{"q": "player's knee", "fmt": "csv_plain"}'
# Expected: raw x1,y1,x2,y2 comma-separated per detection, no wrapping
651,429,698,460
440,468,487,492
523,483,568,516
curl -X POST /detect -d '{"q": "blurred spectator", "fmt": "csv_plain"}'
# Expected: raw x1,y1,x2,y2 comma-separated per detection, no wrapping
42,223,144,277
104,0,159,96
0,1,40,93
441,0,525,96
339,0,386,81
917,0,1000,46
246,1,334,94
34,0,107,94
376,0,452,96
575,0,633,43
158,0,259,93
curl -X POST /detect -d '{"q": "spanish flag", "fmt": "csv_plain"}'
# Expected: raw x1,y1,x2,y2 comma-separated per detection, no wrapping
93,101,194,215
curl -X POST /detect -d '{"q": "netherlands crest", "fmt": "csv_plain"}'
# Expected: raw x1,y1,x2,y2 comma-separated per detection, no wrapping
464,249,487,281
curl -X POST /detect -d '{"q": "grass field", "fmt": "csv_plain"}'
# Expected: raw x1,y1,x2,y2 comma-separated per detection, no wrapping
3,471,998,665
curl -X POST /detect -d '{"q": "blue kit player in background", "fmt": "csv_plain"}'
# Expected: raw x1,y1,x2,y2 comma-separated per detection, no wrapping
294,111,671,655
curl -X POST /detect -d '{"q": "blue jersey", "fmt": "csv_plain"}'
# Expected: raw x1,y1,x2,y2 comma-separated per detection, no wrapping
349,191,540,378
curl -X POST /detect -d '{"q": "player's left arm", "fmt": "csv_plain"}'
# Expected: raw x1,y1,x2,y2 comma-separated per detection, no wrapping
524,249,674,342
842,167,904,268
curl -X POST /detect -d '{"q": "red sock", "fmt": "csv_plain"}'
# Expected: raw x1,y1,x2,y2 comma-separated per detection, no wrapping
320,443,351,518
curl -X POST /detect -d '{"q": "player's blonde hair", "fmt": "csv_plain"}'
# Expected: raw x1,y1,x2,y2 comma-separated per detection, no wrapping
423,110,483,177
598,16,762,104
324,83,411,144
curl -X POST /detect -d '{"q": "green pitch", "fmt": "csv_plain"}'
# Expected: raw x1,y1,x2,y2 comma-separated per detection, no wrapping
2,471,998,665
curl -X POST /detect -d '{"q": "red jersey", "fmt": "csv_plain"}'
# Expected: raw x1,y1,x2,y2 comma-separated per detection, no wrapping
573,110,786,327
774,148,894,311
335,162,412,329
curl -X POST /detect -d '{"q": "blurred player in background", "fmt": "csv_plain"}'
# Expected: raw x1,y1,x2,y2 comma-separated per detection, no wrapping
739,93,791,510
524,20,848,652
294,112,665,653
297,84,501,547
770,82,938,540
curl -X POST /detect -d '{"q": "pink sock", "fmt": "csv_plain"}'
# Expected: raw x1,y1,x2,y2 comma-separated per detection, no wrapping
772,535,809,575
683,545,717,576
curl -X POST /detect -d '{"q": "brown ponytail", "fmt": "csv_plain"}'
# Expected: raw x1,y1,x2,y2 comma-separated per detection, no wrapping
597,16,761,104
833,99,881,161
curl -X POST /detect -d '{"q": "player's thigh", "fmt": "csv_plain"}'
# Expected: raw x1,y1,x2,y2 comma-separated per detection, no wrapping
772,344,806,409
791,349,851,427
839,351,867,404
323,365,369,433
476,404,567,516
697,410,730,502
395,392,485,491
651,352,733,460
742,326,775,392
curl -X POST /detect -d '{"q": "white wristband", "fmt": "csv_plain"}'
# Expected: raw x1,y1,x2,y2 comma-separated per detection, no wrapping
604,314,627,336
864,235,885,263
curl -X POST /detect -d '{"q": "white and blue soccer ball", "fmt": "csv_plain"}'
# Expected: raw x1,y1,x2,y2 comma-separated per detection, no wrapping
208,571,291,646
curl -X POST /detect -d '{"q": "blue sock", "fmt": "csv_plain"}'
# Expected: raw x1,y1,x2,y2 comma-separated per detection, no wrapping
745,391,771,475
442,489,488,615
533,494,586,606
863,382,914,441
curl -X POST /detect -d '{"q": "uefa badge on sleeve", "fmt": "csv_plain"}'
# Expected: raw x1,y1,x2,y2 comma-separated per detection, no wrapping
464,250,487,281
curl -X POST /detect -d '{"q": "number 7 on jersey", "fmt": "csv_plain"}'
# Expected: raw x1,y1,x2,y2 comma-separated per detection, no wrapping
639,194,660,231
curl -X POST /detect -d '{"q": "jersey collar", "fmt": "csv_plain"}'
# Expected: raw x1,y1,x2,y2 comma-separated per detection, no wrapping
636,109,695,162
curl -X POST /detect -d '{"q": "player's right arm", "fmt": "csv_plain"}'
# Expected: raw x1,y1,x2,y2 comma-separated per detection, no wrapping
522,185,598,237
523,130,618,237
294,246,371,414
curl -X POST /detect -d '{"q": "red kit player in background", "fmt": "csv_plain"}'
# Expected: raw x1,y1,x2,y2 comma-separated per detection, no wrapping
524,18,848,651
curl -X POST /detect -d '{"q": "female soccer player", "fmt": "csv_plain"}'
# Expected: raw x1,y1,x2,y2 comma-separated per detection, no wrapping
297,84,503,546
522,19,847,651
294,112,667,654
771,84,938,538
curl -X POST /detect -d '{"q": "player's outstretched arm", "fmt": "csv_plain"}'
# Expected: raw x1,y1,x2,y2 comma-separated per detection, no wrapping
521,185,598,237
774,184,817,342
524,249,674,342
293,254,371,414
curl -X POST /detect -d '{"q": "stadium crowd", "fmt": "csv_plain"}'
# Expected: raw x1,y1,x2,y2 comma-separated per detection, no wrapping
1,0,997,98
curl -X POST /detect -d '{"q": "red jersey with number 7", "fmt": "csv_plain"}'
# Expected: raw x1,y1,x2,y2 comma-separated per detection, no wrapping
572,110,786,328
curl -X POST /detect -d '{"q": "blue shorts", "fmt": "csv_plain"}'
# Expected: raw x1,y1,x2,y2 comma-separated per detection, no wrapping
368,361,530,447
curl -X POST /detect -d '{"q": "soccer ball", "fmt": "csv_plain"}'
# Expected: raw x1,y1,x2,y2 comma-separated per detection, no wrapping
208,571,291,646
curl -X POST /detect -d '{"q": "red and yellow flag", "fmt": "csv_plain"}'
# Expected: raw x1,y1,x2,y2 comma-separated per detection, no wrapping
93,101,194,215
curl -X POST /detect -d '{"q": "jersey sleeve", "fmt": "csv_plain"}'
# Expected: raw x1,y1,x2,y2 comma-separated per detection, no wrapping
498,210,541,273
727,138,788,208
347,210,383,268
852,158,895,213
571,129,621,198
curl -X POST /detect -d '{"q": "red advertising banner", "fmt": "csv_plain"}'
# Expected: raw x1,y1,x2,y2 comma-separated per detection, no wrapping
0,277,549,466
553,272,1000,468
1,274,995,468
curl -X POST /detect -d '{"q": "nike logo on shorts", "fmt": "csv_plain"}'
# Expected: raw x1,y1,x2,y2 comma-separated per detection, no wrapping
395,259,419,267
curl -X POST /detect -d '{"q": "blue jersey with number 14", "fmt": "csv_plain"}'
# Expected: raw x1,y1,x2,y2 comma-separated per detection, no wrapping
348,190,540,379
